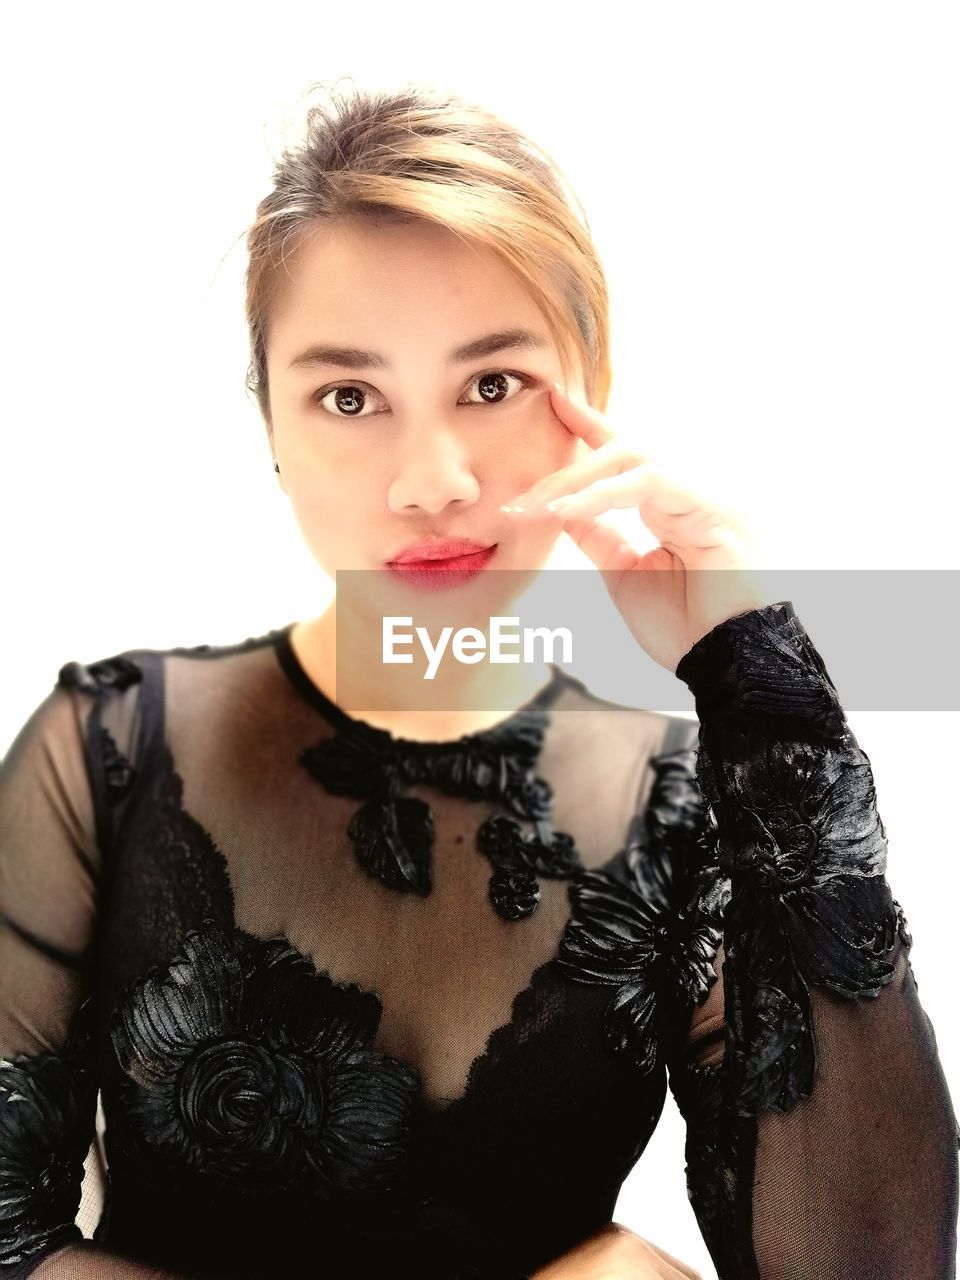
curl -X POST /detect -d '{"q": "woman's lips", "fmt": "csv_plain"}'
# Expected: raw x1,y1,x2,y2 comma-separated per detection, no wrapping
385,544,498,589
388,539,495,564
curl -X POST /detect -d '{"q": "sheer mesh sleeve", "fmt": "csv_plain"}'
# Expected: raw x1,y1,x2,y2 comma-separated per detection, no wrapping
662,601,960,1280
0,656,140,1278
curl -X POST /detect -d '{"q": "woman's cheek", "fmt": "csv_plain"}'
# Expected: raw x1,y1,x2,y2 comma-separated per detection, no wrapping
536,424,580,484
506,405,579,490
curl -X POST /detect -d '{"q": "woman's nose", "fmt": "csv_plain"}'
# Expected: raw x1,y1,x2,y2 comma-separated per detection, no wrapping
386,432,481,515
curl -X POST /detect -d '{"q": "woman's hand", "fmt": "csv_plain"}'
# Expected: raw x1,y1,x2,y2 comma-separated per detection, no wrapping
501,384,777,673
529,1221,704,1279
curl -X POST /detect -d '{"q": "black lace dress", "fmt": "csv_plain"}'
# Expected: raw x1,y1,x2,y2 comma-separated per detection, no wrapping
1,602,957,1279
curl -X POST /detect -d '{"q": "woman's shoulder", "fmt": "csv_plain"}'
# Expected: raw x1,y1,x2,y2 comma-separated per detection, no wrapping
46,623,293,761
55,622,290,690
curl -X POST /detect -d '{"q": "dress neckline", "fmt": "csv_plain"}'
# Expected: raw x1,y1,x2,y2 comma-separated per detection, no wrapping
269,620,571,750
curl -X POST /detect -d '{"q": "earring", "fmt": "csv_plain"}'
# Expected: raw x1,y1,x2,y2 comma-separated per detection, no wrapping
273,460,280,473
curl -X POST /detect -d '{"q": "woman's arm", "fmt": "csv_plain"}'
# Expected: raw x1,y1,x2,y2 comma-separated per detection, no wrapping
0,667,181,1280
663,602,959,1278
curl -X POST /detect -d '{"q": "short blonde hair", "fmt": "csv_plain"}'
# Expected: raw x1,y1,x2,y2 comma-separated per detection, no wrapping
243,79,612,423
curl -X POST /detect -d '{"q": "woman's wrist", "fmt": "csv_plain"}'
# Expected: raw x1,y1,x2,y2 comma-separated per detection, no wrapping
675,600,848,742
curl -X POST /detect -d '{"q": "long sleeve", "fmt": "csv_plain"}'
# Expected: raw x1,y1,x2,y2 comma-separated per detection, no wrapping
662,601,960,1280
1,672,117,1277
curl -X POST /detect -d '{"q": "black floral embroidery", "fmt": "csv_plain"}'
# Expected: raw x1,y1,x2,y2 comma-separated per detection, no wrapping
676,603,903,1116
667,1059,755,1280
709,734,897,981
0,995,98,1269
57,654,143,696
477,814,580,921
556,749,725,1073
54,652,140,805
668,1061,730,1225
109,918,420,1199
300,695,583,920
674,600,848,741
99,725,137,802
893,898,912,950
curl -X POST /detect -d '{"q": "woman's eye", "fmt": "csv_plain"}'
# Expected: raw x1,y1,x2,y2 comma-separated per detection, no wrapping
461,369,533,406
313,383,380,418
312,370,533,419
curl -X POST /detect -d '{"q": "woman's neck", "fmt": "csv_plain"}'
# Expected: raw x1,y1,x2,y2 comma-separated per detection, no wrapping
290,604,553,742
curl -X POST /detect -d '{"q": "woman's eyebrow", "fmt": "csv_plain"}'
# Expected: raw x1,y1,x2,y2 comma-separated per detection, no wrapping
287,327,549,373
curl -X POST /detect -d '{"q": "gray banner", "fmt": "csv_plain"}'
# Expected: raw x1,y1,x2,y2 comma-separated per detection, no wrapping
330,568,960,714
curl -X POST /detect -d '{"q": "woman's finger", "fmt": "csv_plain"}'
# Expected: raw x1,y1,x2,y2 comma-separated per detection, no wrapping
506,400,648,510
505,444,648,512
510,461,748,568
541,464,659,517
548,383,620,450
551,511,638,578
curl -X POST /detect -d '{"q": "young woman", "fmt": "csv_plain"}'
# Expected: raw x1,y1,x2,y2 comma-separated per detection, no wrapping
1,82,957,1280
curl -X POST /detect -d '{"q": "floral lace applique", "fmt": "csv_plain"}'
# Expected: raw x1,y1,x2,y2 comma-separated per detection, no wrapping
299,700,583,921
99,725,137,803
0,996,98,1270
55,654,140,804
555,747,725,1074
666,1057,752,1279
704,729,901,1114
674,602,905,1117
109,918,421,1200
56,654,143,697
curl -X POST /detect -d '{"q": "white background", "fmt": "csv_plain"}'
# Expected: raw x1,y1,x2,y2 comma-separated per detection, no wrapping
2,3,958,1275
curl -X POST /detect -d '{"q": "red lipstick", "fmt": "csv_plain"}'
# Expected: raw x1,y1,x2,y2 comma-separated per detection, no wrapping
385,539,498,590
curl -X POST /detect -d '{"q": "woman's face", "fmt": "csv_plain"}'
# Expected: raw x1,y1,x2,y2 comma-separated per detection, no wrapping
263,216,585,606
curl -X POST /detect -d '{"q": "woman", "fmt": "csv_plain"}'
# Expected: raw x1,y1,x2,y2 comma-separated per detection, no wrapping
1,82,957,1280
